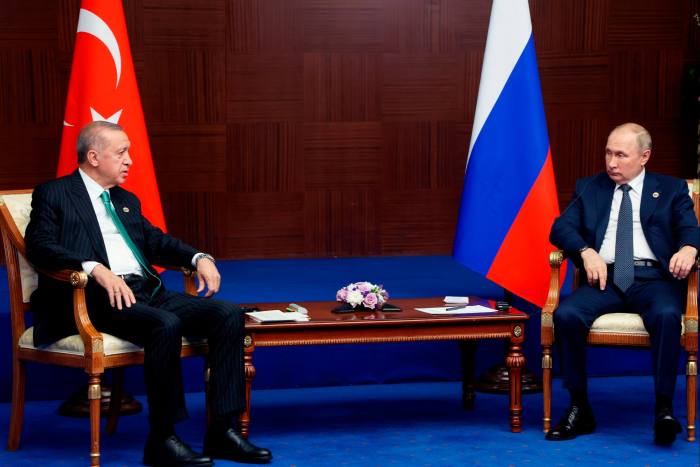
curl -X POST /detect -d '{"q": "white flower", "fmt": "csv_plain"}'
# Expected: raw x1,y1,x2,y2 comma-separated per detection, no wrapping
346,290,364,307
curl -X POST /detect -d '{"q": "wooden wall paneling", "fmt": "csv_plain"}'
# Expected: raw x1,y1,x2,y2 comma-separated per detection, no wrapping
607,0,683,49
546,118,609,207
141,0,225,48
303,189,380,256
303,53,380,122
302,0,391,53
227,54,303,121
227,122,303,193
302,122,383,190
227,0,303,53
148,124,227,193
142,49,226,124
379,189,459,255
0,126,60,190
162,191,221,255
538,54,609,117
381,54,467,121
531,0,609,54
219,192,306,258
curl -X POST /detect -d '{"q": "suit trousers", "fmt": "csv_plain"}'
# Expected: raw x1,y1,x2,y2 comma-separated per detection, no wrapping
89,277,246,432
553,265,684,399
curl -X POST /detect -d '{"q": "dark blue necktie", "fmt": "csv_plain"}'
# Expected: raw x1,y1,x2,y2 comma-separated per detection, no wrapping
100,191,161,296
613,184,633,292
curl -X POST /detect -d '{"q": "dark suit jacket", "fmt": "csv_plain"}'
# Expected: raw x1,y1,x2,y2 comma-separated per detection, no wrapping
550,171,699,277
25,170,198,346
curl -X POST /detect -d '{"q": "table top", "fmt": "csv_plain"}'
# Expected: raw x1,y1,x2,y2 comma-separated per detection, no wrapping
244,296,528,331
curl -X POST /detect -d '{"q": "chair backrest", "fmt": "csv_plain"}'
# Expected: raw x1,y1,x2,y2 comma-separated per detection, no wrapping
0,190,37,343
689,178,699,223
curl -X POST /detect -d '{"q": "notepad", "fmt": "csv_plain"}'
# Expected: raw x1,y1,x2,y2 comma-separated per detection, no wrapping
443,296,470,304
246,310,310,323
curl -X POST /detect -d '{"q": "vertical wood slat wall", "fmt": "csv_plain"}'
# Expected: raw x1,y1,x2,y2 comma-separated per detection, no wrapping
1,0,698,259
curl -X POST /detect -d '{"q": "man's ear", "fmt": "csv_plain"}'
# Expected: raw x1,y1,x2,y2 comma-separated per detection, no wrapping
640,149,651,166
86,149,99,167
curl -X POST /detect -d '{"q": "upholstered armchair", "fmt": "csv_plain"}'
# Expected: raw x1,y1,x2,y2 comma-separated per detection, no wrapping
541,179,699,442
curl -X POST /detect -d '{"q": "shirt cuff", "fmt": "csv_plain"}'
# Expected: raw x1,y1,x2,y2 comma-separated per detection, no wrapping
82,261,100,276
191,253,207,267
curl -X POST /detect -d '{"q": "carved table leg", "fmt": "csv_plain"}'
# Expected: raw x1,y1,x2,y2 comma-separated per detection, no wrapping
506,324,525,433
239,335,255,439
459,340,477,409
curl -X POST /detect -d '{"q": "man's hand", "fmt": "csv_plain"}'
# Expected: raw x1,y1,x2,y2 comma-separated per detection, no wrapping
196,257,221,297
669,245,698,280
91,264,136,310
581,248,608,290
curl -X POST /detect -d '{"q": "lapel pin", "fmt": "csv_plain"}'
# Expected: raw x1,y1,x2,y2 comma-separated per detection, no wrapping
652,192,659,198
122,207,130,213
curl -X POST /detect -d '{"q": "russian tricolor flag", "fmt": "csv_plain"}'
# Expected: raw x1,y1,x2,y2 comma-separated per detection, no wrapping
453,0,563,308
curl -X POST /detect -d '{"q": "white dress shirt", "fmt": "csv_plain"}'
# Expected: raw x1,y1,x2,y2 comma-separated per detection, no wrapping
598,169,657,264
79,169,143,276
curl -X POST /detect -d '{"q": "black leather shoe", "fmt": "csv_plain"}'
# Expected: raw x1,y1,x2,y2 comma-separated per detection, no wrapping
143,434,213,467
545,405,596,441
654,409,682,445
204,428,272,464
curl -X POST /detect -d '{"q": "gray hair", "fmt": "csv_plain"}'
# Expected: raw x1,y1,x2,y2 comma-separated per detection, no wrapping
76,121,124,163
612,122,652,152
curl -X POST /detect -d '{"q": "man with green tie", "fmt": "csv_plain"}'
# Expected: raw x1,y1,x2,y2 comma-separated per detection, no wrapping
25,121,271,466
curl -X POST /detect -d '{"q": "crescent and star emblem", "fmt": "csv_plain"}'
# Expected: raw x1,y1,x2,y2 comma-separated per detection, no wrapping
63,8,123,127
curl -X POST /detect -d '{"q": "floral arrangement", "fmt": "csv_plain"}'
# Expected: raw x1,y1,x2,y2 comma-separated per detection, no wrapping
336,281,389,310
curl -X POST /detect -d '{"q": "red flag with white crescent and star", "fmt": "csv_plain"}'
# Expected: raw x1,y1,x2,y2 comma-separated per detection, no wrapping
57,0,166,231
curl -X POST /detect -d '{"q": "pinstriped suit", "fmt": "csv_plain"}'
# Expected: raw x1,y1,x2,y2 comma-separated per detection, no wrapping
25,171,245,430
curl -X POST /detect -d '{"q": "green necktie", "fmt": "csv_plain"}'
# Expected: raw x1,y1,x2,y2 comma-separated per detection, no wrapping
100,190,161,296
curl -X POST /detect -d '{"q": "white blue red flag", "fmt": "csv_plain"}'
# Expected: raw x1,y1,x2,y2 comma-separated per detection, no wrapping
453,0,563,307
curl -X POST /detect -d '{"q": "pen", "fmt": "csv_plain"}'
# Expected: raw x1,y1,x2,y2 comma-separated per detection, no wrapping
446,305,468,311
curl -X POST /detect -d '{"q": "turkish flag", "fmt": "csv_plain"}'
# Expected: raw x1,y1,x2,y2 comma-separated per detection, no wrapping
57,0,166,231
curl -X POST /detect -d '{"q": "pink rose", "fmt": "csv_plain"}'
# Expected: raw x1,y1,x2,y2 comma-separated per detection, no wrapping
364,292,378,309
336,288,348,301
357,282,371,293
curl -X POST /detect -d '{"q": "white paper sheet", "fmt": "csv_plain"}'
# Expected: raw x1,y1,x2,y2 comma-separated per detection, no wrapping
246,310,310,323
415,305,497,315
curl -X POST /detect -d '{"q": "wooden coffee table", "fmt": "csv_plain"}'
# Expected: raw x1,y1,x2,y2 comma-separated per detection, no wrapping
240,297,528,435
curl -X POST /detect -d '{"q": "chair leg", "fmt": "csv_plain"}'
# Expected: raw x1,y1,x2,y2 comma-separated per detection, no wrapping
7,358,26,451
105,368,125,435
542,346,552,433
687,353,697,442
87,374,102,466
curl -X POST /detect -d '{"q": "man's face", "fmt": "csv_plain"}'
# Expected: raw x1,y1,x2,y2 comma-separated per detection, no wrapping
89,129,132,188
604,129,649,184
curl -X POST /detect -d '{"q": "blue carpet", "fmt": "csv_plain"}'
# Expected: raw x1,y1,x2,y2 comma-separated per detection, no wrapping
0,376,695,466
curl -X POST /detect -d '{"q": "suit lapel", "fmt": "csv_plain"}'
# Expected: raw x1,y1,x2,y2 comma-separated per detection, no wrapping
68,171,110,264
594,175,616,249
640,172,660,226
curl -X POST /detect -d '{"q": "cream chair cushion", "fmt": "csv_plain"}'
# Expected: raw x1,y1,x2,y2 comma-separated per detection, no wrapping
590,312,686,336
18,328,205,356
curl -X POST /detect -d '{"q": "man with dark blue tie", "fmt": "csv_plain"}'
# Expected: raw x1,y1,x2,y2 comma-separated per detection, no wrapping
545,123,699,445
25,121,272,466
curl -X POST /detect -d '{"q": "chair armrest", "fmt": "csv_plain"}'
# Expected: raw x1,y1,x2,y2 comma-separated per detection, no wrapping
180,267,197,296
35,267,105,367
541,250,564,346
159,264,197,296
